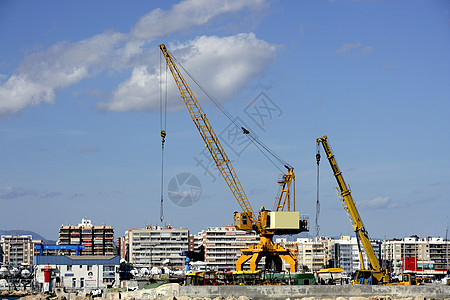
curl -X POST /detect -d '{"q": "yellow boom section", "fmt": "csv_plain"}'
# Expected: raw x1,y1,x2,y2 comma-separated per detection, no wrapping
316,136,382,273
159,44,256,226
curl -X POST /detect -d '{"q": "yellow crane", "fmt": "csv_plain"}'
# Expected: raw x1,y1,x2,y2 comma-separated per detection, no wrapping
316,136,389,284
159,44,308,272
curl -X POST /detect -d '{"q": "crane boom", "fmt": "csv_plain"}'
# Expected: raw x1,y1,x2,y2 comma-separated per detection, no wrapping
160,44,256,225
316,136,388,284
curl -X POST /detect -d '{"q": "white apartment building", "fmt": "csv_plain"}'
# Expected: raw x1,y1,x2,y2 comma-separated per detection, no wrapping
276,235,382,274
296,237,333,272
276,237,333,272
123,225,189,269
333,236,360,274
274,238,301,272
0,235,41,266
197,226,260,271
333,236,381,275
382,236,450,277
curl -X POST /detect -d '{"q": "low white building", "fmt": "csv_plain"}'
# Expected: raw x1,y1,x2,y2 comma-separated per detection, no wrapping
34,255,120,291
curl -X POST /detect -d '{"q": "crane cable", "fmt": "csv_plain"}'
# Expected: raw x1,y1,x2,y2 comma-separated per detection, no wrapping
169,50,289,173
159,52,168,223
315,142,321,238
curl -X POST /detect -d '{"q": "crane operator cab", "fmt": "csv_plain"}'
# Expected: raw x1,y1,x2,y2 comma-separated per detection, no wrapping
234,211,308,235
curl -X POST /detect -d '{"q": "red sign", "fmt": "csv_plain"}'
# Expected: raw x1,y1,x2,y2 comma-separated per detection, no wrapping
402,257,417,272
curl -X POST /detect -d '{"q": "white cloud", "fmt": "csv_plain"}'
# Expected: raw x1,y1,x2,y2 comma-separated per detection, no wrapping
336,42,374,55
0,186,62,200
0,75,55,115
131,0,266,40
336,43,362,53
0,32,125,116
0,186,37,200
357,196,406,210
99,33,277,112
362,46,374,53
0,0,270,117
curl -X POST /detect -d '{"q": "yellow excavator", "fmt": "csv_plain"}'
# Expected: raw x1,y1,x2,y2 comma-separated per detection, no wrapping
159,44,308,272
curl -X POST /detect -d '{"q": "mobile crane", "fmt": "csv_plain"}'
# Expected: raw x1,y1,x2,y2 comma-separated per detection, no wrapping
159,44,308,272
316,136,389,284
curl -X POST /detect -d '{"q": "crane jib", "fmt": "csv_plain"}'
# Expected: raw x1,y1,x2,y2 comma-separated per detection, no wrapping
317,136,383,274
159,44,256,225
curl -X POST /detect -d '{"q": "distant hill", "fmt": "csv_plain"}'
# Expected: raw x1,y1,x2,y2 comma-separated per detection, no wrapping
0,230,56,244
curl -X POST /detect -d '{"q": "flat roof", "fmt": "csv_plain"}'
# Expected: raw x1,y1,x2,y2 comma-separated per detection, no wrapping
34,255,120,265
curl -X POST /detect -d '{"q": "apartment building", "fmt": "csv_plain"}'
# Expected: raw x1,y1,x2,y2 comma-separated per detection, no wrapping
123,225,189,269
274,238,300,272
382,236,450,276
333,236,381,275
295,237,334,272
0,235,41,266
58,219,114,256
197,226,260,271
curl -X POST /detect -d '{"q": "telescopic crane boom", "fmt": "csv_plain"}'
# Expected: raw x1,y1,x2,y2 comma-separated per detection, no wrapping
316,136,389,284
160,44,307,272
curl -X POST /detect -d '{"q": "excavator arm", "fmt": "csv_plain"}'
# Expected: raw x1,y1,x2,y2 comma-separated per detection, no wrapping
316,136,388,284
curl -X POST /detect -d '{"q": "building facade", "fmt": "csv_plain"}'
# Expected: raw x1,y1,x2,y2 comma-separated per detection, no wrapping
295,237,333,272
123,225,189,269
274,238,300,272
58,219,114,256
197,226,260,271
333,236,381,276
0,235,41,266
34,255,120,291
382,236,450,277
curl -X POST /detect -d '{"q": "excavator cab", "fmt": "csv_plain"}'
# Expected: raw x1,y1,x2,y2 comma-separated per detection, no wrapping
388,272,419,285
403,273,417,285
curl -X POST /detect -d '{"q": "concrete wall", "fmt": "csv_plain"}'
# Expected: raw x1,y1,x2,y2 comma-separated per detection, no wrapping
106,283,450,300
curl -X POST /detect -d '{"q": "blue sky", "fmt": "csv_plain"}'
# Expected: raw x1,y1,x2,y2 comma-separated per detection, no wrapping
1,0,449,241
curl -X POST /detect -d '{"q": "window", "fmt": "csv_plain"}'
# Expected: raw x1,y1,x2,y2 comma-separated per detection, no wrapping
87,265,92,271
67,265,72,271
80,278,84,288
103,265,115,272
